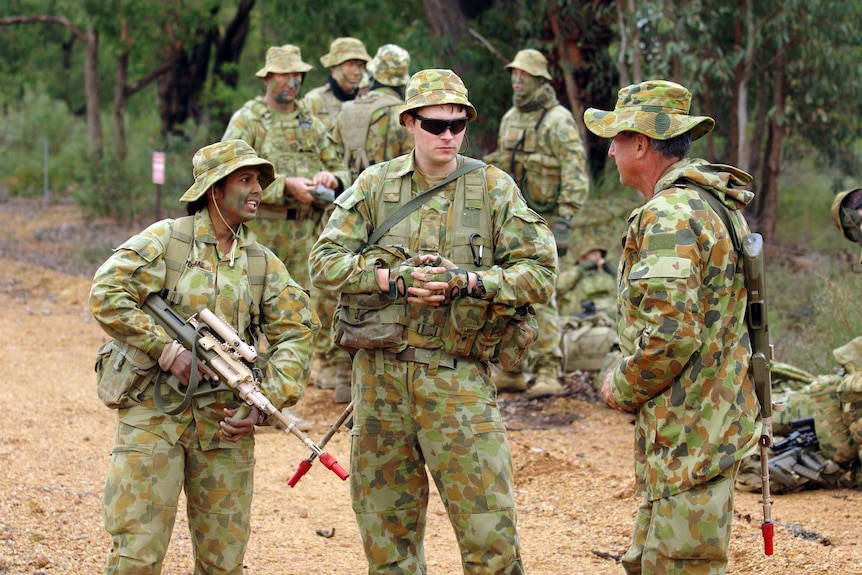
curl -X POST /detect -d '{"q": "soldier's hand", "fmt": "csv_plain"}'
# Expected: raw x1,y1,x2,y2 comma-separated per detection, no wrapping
219,406,259,442
420,269,470,302
284,177,315,204
601,371,624,412
169,349,219,387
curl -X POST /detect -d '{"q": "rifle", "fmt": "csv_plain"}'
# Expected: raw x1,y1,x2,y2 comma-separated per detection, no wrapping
742,233,783,556
771,417,818,454
142,293,349,483
288,401,354,487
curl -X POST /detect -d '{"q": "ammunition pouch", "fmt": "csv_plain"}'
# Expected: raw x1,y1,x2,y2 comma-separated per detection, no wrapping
94,340,159,409
520,153,562,214
490,304,538,372
332,291,407,353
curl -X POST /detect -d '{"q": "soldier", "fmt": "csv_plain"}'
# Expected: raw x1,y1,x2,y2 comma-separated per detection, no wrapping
303,37,372,133
588,80,761,574
222,45,352,408
90,140,319,574
832,187,862,267
332,43,414,183
483,48,591,398
310,69,557,575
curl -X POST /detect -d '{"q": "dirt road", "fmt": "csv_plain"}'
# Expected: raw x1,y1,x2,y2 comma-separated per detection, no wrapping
0,198,860,574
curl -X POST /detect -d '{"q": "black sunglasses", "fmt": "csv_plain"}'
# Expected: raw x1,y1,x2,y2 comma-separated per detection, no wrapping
410,113,469,136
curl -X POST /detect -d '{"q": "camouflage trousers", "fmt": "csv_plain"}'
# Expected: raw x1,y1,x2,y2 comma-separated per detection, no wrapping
350,349,525,575
102,420,255,575
248,214,349,364
524,287,563,372
621,462,741,575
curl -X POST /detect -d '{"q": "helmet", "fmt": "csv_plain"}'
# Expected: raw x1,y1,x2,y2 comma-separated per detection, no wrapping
367,44,411,87
399,69,477,125
505,49,552,81
320,37,371,68
831,189,862,242
255,45,313,78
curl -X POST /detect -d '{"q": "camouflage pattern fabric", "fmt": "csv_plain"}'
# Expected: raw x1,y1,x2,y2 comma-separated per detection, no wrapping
309,152,555,574
584,79,715,141
222,96,351,365
255,44,313,78
505,48,552,81
622,463,740,575
606,158,761,501
319,37,371,68
303,84,346,133
103,421,255,574
367,44,411,87
350,350,523,574
89,209,319,572
332,86,413,182
400,68,477,123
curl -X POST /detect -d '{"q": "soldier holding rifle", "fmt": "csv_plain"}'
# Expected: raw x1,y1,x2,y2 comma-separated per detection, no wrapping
89,140,319,574
588,81,762,574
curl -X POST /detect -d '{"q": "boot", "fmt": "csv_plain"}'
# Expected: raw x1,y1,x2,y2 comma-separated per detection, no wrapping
492,370,527,392
527,365,562,398
315,358,337,390
274,408,312,432
333,361,353,404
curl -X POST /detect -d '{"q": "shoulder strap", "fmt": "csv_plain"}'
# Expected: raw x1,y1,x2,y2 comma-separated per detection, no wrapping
363,158,485,249
162,216,195,305
162,216,265,313
684,181,743,255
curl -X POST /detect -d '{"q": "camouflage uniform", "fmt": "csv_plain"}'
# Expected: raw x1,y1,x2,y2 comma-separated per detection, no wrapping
304,37,372,133
222,45,352,398
483,49,590,397
585,81,760,574
332,44,414,183
310,69,557,575
90,140,319,574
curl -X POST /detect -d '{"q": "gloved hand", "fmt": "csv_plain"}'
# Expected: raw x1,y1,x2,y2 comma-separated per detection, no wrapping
426,268,470,301
386,256,427,299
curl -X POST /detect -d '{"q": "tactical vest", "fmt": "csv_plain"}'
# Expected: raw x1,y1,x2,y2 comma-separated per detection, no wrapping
305,85,341,131
243,99,326,214
499,105,561,213
162,215,266,331
336,159,530,363
340,91,403,179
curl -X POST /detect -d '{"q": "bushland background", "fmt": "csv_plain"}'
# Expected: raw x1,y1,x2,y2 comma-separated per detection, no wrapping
1,1,862,573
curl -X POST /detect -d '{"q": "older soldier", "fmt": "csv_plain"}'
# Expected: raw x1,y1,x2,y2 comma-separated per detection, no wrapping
304,37,372,133
333,43,414,183
90,140,319,574
484,48,591,398
589,81,761,575
222,45,351,406
310,69,557,575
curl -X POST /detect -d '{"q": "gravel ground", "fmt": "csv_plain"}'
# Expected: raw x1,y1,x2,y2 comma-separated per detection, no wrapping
0,197,860,574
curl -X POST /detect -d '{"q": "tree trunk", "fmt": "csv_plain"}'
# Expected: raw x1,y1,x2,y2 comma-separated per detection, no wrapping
760,42,785,242
548,6,588,153
0,15,103,158
421,0,468,46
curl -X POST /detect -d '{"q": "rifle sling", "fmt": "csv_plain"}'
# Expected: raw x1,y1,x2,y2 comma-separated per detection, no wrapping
362,158,485,250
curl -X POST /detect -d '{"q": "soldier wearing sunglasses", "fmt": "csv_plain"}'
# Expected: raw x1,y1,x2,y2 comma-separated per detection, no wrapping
310,68,557,575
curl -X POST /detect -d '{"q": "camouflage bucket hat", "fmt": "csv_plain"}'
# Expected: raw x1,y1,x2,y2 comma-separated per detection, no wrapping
180,140,275,202
255,45,313,78
367,44,411,87
834,336,862,371
584,80,715,141
320,37,371,68
399,69,477,125
505,49,552,81
831,188,862,242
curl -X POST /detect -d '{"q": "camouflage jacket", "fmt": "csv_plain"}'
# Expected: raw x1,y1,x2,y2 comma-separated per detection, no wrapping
89,209,320,449
484,96,589,217
221,97,350,210
308,152,557,335
303,83,343,133
608,158,761,500
332,86,413,181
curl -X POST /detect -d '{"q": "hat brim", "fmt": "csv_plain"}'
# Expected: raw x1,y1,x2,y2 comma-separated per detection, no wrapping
255,62,313,78
584,108,715,141
321,52,371,68
180,158,276,203
505,62,552,82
